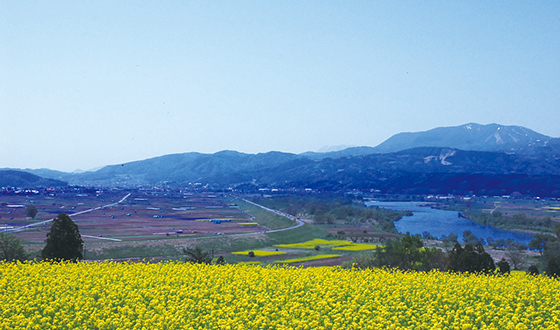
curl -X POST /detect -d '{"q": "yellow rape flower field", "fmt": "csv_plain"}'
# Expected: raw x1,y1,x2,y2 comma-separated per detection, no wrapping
274,254,341,264
1,261,559,330
275,238,352,249
231,250,286,257
332,244,379,251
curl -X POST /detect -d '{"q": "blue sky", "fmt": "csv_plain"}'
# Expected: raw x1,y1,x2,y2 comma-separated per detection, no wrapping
1,1,559,172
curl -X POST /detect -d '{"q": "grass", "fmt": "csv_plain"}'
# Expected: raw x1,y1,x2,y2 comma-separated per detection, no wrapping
233,198,294,230
266,223,328,245
85,243,182,260
274,254,342,264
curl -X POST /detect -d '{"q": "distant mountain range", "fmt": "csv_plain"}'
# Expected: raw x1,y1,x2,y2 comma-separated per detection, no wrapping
302,123,557,159
3,123,560,197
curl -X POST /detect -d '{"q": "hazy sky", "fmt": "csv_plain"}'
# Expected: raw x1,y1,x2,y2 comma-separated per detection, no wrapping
2,1,559,172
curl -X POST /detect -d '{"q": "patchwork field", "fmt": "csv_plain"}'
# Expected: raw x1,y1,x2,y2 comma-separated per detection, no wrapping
1,192,268,243
1,191,296,260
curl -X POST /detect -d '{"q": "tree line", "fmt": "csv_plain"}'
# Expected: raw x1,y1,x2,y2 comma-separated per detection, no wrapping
346,230,558,277
254,195,410,232
345,232,503,274
462,209,556,233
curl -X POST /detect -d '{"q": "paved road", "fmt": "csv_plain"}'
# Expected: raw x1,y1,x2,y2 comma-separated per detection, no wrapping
135,198,305,243
5,193,131,233
81,235,122,242
238,198,305,233
4,194,302,247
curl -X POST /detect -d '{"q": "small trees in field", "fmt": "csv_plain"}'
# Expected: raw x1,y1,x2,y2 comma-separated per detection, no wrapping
543,241,560,277
183,246,212,264
496,258,511,275
0,232,29,262
373,233,446,271
26,204,38,220
447,242,495,274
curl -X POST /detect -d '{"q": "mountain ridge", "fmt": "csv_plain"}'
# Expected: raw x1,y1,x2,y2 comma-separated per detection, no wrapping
5,123,560,197
371,123,552,154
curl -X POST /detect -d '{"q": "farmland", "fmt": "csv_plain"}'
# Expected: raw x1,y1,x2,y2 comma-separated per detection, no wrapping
0,190,338,263
1,191,271,254
2,189,560,328
1,261,559,329
2,190,547,266
2,192,264,243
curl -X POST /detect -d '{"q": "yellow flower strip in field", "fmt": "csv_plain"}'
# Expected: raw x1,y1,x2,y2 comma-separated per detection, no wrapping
274,254,342,264
275,238,352,249
1,262,560,329
237,261,261,266
332,244,379,251
231,250,286,257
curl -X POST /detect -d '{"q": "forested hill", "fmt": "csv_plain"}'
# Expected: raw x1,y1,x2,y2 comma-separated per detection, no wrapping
18,147,560,197
0,170,68,188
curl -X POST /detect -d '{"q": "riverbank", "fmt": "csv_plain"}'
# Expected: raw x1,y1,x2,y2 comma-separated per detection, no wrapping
366,201,534,244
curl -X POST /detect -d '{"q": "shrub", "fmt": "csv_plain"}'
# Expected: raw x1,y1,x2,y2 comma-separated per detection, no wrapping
183,247,212,264
527,264,540,276
496,258,510,275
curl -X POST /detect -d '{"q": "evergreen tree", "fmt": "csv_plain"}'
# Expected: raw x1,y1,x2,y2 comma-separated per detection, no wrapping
41,213,84,262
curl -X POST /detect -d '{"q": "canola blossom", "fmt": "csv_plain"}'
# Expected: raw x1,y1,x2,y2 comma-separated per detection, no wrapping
231,250,286,257
236,261,261,266
1,261,560,330
273,254,342,264
332,243,379,251
275,238,351,249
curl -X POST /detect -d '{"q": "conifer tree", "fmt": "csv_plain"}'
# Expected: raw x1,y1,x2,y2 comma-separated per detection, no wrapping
41,213,84,262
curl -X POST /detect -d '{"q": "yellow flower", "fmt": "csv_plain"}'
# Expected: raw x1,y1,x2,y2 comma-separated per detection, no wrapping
0,261,558,329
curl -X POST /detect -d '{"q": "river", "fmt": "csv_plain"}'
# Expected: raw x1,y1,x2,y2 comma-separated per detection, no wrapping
365,201,533,245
